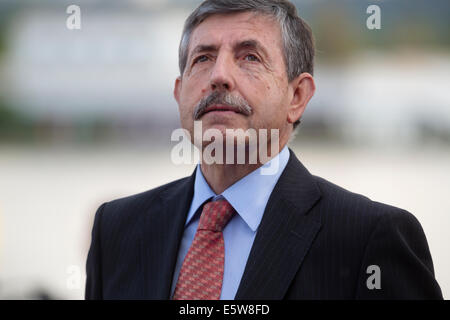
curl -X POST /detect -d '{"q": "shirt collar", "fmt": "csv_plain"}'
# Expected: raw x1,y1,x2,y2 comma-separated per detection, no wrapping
186,146,290,232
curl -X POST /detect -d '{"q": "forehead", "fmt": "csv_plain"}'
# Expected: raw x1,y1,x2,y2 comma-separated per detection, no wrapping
188,11,283,56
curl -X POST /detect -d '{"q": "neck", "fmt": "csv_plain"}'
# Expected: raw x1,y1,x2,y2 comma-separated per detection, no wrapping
199,142,287,195
200,162,260,195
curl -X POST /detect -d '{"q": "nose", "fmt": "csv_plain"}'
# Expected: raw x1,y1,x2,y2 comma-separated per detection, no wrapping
209,53,235,92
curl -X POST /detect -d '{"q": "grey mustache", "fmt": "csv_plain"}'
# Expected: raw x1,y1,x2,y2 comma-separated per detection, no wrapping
193,91,253,120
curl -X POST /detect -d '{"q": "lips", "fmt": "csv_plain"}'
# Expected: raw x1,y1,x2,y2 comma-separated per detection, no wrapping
201,104,241,116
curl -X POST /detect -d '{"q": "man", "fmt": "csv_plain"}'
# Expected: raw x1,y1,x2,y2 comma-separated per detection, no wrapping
85,0,443,299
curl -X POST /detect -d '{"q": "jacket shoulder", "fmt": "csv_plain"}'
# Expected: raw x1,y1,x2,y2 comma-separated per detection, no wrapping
108,176,189,208
310,175,428,257
311,174,415,221
97,176,191,226
308,176,441,299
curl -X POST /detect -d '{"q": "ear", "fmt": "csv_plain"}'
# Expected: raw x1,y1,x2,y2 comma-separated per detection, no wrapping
174,76,182,105
287,73,315,125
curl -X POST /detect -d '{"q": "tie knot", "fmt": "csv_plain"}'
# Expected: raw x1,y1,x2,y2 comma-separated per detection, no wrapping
198,199,235,232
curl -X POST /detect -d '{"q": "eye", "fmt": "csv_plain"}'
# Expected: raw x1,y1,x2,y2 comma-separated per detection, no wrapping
193,55,209,64
244,54,260,62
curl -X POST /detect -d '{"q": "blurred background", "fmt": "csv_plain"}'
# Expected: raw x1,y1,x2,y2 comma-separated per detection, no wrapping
0,0,449,299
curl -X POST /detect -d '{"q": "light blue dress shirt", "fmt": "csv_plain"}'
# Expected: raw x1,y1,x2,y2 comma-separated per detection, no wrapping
170,146,290,300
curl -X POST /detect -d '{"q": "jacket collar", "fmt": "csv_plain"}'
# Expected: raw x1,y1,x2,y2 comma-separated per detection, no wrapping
234,148,322,299
140,169,197,299
143,148,322,299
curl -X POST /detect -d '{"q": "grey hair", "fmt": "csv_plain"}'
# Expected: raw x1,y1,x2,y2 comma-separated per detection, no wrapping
178,0,315,129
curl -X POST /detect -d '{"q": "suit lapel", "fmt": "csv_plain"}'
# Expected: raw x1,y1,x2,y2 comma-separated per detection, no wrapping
139,168,196,299
235,149,322,299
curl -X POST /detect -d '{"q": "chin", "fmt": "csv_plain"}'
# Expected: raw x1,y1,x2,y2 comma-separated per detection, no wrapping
207,124,251,136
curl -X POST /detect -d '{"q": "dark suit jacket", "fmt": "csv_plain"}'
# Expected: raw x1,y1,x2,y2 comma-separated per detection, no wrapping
85,149,443,299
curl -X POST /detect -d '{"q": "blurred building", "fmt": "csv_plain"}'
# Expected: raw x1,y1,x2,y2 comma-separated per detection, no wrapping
0,0,449,146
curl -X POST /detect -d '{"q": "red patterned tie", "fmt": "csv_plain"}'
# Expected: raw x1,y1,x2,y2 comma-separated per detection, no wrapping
173,199,236,300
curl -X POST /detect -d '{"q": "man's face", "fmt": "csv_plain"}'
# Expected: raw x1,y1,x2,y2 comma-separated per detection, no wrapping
174,11,294,147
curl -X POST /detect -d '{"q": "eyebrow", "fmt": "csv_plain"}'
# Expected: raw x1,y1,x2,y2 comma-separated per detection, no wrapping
234,39,269,59
189,39,270,62
190,44,219,60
